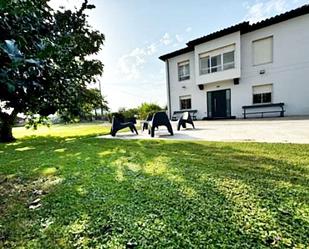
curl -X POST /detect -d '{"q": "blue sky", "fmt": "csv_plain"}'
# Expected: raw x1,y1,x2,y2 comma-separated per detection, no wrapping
49,0,309,111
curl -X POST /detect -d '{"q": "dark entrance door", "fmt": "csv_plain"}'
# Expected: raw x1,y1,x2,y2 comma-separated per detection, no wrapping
207,89,231,118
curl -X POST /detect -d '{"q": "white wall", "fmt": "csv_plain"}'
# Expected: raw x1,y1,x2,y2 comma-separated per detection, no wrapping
167,52,207,119
238,14,309,117
194,31,241,86
166,14,309,119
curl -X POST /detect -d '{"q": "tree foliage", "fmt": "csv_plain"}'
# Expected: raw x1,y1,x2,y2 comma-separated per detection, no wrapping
138,102,163,120
117,107,139,119
0,0,105,142
60,88,109,122
116,103,164,120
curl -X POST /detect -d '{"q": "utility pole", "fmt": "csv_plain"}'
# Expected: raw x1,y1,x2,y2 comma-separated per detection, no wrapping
98,79,104,119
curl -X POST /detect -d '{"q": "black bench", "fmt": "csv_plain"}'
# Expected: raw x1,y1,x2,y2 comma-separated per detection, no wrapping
172,110,197,121
242,103,285,119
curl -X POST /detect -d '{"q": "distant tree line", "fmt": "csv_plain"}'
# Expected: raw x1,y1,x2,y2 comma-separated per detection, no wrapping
114,103,166,120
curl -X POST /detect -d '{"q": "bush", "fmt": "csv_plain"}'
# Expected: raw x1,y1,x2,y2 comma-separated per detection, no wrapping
107,103,165,122
118,107,139,119
138,103,163,119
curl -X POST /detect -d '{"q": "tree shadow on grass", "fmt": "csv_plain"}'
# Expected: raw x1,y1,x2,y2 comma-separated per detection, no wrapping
0,136,308,248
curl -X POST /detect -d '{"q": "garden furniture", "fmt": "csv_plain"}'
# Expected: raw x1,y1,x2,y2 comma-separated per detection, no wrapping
110,114,138,137
148,112,173,137
177,111,195,131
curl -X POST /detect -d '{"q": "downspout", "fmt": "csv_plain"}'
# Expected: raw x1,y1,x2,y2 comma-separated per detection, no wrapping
166,59,172,119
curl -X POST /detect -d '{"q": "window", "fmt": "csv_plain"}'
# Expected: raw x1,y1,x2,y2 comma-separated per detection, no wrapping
253,84,272,104
178,61,190,81
200,56,210,74
200,51,235,75
210,55,222,73
223,51,235,70
253,36,273,65
180,95,192,110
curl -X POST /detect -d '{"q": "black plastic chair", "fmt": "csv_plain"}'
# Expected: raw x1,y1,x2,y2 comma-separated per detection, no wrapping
110,114,138,137
148,112,173,137
142,113,153,131
177,112,195,131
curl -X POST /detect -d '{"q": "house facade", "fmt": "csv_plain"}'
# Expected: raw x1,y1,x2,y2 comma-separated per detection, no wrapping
159,5,309,119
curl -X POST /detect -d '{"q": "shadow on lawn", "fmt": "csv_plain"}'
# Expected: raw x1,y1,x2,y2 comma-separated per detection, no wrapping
0,136,308,248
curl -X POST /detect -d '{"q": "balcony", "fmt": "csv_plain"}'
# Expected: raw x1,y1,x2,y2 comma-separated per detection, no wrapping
194,31,241,86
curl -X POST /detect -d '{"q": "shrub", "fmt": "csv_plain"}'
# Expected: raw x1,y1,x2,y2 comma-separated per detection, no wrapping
138,103,163,119
108,103,165,122
111,107,139,120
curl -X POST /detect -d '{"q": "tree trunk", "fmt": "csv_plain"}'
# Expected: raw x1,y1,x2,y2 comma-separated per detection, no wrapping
0,112,17,143
100,105,104,119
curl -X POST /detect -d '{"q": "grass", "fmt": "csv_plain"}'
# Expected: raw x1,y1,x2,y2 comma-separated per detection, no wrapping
13,122,110,139
0,123,308,248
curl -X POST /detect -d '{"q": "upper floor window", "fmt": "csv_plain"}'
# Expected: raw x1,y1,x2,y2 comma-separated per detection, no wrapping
252,36,273,66
210,54,222,73
178,61,190,81
200,50,235,75
253,84,272,104
200,56,210,74
223,51,235,70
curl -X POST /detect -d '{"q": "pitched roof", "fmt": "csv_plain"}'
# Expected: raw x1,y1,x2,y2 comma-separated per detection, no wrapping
244,4,309,33
158,46,194,62
159,4,309,61
186,22,249,47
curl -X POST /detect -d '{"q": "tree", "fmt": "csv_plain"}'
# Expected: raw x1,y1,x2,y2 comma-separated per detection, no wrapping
85,88,109,120
138,103,163,119
117,107,139,119
113,103,163,121
60,88,109,122
0,0,105,142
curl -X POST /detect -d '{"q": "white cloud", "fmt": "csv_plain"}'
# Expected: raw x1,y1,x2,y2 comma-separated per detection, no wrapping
117,43,158,80
244,0,289,23
185,27,192,32
117,28,191,81
244,0,309,23
160,33,173,45
175,34,183,43
118,49,146,80
146,44,157,55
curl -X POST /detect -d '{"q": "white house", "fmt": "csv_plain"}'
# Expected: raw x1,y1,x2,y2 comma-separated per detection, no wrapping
159,5,309,119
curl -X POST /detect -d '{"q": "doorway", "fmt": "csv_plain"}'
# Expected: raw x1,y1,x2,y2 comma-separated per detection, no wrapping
207,89,231,118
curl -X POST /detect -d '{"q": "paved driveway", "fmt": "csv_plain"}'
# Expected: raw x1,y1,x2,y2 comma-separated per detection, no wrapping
100,117,309,144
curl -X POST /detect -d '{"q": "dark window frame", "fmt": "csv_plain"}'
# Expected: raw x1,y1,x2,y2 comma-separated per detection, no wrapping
253,92,272,104
180,97,192,110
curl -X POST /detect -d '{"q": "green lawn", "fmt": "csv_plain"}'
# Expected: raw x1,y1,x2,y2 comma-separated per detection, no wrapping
0,124,308,248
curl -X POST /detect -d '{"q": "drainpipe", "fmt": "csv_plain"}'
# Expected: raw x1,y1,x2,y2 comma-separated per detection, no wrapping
166,59,172,119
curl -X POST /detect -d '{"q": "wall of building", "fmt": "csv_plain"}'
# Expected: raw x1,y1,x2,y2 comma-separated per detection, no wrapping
166,14,309,119
238,14,309,117
167,52,207,119
194,31,241,86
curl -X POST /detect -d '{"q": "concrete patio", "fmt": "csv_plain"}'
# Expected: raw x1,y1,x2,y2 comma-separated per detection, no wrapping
99,117,309,144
